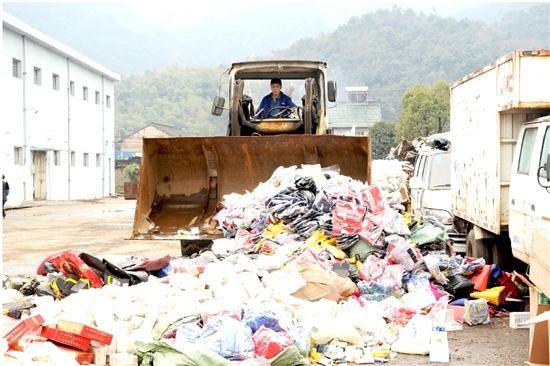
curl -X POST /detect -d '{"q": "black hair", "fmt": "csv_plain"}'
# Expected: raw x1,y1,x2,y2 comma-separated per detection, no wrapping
270,78,282,86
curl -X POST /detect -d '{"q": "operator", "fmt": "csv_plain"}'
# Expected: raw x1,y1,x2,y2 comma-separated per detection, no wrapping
255,78,298,119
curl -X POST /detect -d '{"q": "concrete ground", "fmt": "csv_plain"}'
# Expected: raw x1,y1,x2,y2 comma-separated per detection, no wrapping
2,197,182,276
1,198,531,365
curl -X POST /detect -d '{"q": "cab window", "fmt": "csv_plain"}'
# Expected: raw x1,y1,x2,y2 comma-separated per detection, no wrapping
517,128,537,174
538,127,550,177
414,155,426,180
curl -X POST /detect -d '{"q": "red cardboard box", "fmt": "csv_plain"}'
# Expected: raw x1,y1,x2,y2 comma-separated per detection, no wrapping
57,319,113,345
56,345,95,365
3,315,45,346
41,326,91,351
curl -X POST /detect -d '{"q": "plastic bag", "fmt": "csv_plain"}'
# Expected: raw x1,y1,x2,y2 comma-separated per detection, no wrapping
262,268,306,294
135,340,232,366
332,199,366,235
314,319,362,345
252,326,293,359
463,299,490,326
361,185,387,214
200,298,242,325
391,305,423,328
242,299,294,333
379,263,404,290
390,244,423,271
357,281,392,301
198,315,254,361
358,255,387,282
423,255,448,285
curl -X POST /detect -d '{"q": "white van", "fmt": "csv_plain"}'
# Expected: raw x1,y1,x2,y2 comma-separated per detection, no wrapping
409,146,467,253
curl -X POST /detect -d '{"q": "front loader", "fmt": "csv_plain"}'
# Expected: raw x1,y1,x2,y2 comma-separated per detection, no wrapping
129,61,372,254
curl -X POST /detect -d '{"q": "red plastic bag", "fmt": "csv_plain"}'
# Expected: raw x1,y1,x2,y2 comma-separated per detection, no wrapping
48,250,103,288
361,185,386,214
252,326,293,359
358,255,387,282
332,200,366,235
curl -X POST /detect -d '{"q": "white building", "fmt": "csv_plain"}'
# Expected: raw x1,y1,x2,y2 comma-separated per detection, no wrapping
1,12,120,206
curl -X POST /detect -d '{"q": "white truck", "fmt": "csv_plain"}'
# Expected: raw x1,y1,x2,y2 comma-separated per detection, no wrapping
450,50,550,277
409,144,467,254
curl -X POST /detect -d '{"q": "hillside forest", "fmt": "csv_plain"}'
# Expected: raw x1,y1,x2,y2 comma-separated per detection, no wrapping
114,4,549,141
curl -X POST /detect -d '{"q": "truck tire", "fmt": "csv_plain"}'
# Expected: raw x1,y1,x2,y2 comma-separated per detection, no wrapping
491,238,514,272
466,230,491,262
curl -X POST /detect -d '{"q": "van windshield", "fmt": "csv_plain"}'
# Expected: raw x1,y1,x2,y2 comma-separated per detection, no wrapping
429,152,451,189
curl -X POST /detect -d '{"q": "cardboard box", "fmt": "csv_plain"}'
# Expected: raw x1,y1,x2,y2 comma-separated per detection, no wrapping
41,326,91,351
516,274,550,366
88,343,108,366
57,319,113,345
525,288,550,366
3,314,44,346
530,228,550,299
56,344,95,365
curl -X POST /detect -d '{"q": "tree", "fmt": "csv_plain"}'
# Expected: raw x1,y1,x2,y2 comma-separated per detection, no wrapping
395,81,450,142
124,163,140,182
369,120,397,160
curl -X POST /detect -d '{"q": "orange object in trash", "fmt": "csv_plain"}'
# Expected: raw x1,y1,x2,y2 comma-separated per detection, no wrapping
469,265,491,292
470,286,507,306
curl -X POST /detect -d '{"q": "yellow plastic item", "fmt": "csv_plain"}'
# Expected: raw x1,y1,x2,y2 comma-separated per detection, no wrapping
470,286,507,306
262,222,291,239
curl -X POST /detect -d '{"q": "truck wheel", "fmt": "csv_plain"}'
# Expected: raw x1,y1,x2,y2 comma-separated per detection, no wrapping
491,238,514,272
466,230,491,262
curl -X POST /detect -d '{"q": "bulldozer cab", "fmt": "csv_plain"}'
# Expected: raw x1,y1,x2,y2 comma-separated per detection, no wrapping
212,60,337,136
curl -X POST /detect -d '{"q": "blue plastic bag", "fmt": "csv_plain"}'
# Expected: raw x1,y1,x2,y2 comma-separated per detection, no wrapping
198,315,254,361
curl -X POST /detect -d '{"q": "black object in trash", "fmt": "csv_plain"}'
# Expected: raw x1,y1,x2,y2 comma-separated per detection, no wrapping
444,274,475,299
295,176,317,193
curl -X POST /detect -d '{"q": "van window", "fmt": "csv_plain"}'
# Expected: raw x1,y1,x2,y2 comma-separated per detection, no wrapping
538,127,550,178
518,128,537,174
428,153,451,189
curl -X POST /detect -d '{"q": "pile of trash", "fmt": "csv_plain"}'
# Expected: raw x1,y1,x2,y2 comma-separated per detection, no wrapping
2,164,528,365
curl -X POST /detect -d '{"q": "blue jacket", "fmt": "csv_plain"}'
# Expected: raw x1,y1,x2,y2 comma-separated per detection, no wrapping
255,92,297,119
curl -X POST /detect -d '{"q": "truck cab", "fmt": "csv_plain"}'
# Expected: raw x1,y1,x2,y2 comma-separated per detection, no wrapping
509,116,550,265
409,146,467,253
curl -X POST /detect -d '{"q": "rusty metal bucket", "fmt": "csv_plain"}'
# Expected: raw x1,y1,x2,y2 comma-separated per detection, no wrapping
130,135,371,241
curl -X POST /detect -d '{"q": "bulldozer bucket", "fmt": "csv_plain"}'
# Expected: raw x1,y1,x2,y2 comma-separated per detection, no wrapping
130,134,371,240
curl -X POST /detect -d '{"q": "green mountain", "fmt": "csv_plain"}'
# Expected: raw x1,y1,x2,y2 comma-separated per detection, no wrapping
112,3,548,137
3,2,548,136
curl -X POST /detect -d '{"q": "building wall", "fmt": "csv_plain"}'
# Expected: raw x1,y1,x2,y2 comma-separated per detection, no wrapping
1,17,119,207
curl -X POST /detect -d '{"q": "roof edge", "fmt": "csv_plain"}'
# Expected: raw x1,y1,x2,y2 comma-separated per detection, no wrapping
3,11,121,82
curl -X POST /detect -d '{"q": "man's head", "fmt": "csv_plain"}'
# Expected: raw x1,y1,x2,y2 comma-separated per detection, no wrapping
270,78,282,98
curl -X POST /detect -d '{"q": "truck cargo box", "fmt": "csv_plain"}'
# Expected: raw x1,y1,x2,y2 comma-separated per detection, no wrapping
450,50,550,235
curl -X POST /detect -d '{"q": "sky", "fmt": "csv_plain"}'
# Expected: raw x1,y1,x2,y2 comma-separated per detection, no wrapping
120,0,447,30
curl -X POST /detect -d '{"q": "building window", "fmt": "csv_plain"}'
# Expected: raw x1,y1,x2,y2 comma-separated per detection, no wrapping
14,147,23,165
70,81,75,96
71,152,76,167
53,151,60,166
52,74,59,91
83,153,89,167
83,87,88,101
95,91,100,105
34,67,42,85
106,95,111,108
96,154,101,167
12,58,21,78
